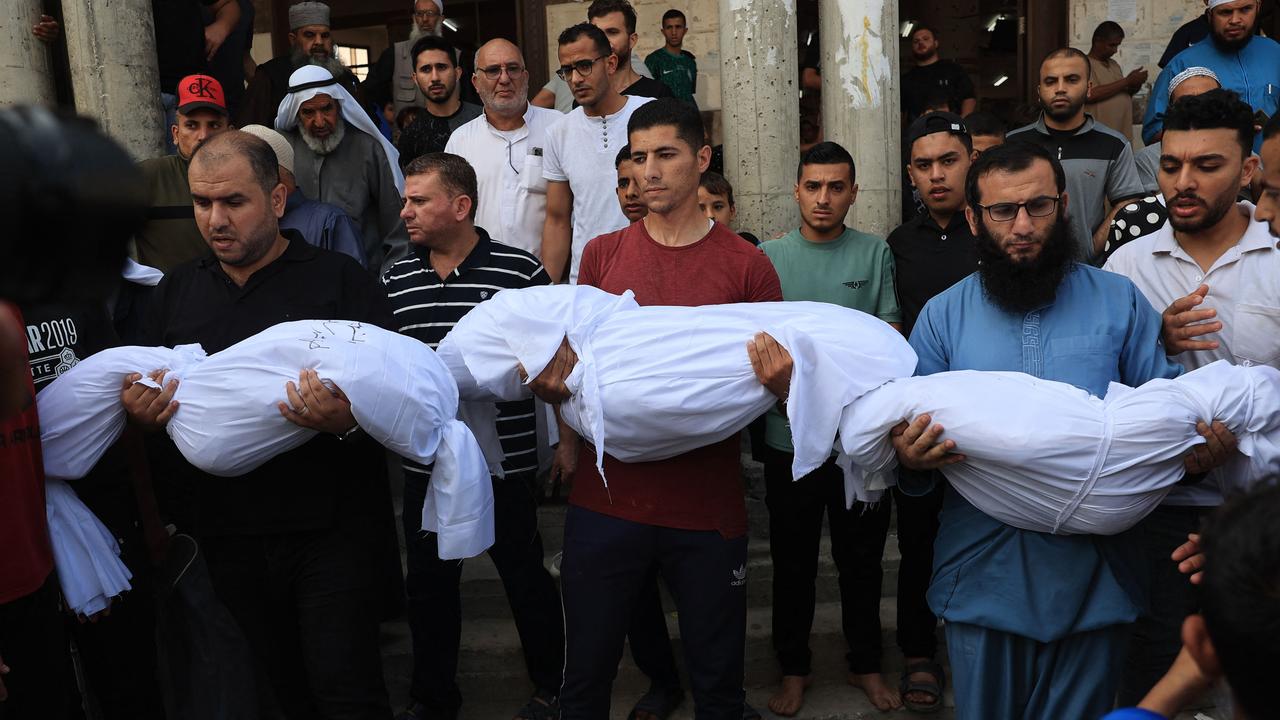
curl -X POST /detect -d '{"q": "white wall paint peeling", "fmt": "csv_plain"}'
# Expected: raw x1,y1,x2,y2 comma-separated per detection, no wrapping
832,0,891,109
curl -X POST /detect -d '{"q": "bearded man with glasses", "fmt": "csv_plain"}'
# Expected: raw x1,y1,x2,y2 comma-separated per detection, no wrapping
443,39,561,259
540,23,652,283
889,140,1236,718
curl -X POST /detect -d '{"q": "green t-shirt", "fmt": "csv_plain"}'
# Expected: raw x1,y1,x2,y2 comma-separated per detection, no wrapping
644,48,697,103
760,227,902,453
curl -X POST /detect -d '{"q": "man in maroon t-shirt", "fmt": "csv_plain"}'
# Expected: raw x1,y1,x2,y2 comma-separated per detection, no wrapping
529,98,786,719
0,302,71,719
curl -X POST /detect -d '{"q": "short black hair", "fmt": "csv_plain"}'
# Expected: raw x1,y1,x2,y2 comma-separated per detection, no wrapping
403,152,479,220
965,140,1066,209
662,9,686,24
587,0,638,33
411,35,458,70
1264,112,1280,142
964,111,1007,139
1041,47,1092,82
1092,20,1125,43
192,130,280,195
921,88,953,113
908,24,938,42
699,171,735,207
1198,484,1280,720
798,141,856,183
1163,88,1256,158
558,22,612,59
614,144,632,168
627,97,706,155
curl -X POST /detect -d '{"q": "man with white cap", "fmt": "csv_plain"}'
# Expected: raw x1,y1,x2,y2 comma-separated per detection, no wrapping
1143,0,1280,153
362,0,480,115
240,124,366,266
276,65,409,273
239,1,359,128
1135,67,1223,193
443,39,559,258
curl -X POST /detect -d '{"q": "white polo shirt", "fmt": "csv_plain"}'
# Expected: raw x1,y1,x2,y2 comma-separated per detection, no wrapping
1104,201,1280,505
542,94,652,283
445,104,563,259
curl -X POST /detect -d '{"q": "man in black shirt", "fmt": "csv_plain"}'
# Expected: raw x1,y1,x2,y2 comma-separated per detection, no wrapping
382,153,563,720
901,25,976,122
395,36,481,167
881,112,980,714
123,131,394,719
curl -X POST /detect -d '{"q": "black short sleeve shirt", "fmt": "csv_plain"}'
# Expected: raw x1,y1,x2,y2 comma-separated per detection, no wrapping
887,212,979,336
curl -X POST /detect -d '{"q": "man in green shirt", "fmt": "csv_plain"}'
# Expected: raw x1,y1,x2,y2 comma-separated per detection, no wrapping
644,10,698,105
135,74,231,272
759,141,903,717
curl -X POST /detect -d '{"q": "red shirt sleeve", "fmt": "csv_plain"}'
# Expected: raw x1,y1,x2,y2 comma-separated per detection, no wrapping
577,235,601,288
744,249,783,302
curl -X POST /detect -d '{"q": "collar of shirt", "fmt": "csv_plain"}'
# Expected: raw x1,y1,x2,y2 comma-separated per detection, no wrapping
1033,112,1097,136
913,211,971,236
481,107,533,143
412,226,495,278
1151,201,1278,268
198,228,316,287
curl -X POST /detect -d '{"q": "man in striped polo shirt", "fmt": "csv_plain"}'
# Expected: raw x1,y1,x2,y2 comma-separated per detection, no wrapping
382,153,563,720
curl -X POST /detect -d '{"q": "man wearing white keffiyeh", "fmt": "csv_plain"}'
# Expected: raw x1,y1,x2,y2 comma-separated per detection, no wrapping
276,65,409,273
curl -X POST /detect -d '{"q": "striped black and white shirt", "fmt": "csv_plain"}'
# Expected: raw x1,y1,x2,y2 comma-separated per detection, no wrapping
382,228,550,480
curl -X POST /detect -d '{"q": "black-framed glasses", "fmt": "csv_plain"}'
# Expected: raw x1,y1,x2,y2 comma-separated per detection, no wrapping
413,9,441,18
555,56,607,81
977,195,1060,222
477,63,526,80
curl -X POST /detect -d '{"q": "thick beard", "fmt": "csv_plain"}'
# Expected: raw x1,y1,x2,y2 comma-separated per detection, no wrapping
1044,97,1086,123
1168,189,1238,233
300,114,346,155
408,24,444,43
1211,28,1253,54
975,211,1077,314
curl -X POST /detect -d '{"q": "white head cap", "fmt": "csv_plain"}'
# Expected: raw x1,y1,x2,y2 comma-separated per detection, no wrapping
239,124,295,175
1169,66,1221,94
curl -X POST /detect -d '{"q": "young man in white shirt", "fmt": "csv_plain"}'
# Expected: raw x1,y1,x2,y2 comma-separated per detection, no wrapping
1104,88,1278,704
445,39,561,258
540,23,652,282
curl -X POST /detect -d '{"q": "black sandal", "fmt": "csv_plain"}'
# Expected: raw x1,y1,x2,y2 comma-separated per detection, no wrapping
626,685,685,720
900,660,946,713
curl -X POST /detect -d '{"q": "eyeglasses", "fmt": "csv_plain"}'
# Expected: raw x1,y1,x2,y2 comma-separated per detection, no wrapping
477,63,526,80
976,195,1060,222
555,56,607,81
413,9,441,18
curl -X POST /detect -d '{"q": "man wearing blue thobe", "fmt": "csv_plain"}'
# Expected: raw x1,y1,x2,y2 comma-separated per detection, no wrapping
892,141,1236,718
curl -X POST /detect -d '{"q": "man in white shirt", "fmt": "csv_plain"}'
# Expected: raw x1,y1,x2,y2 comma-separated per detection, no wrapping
541,23,652,282
445,39,561,258
1104,88,1278,704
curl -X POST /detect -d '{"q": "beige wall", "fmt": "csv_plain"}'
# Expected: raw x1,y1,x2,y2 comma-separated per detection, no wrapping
545,0,722,110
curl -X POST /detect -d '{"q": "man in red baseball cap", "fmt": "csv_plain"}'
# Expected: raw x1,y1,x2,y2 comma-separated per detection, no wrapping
135,74,232,273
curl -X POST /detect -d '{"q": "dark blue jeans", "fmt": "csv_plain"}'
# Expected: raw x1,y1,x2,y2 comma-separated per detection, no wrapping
402,472,563,717
559,506,748,720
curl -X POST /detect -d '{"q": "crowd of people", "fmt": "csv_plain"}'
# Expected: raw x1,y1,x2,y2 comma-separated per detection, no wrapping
4,0,1280,719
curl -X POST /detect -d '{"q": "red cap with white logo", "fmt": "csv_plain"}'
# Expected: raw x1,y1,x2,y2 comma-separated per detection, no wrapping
177,74,228,116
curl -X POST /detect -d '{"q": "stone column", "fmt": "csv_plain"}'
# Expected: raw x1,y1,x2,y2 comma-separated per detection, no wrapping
820,0,900,238
1,0,57,106
61,0,165,159
718,0,800,240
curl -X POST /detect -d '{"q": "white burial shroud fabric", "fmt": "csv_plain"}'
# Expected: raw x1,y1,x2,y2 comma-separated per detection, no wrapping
435,285,919,483
837,361,1280,535
37,320,495,560
46,479,133,617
